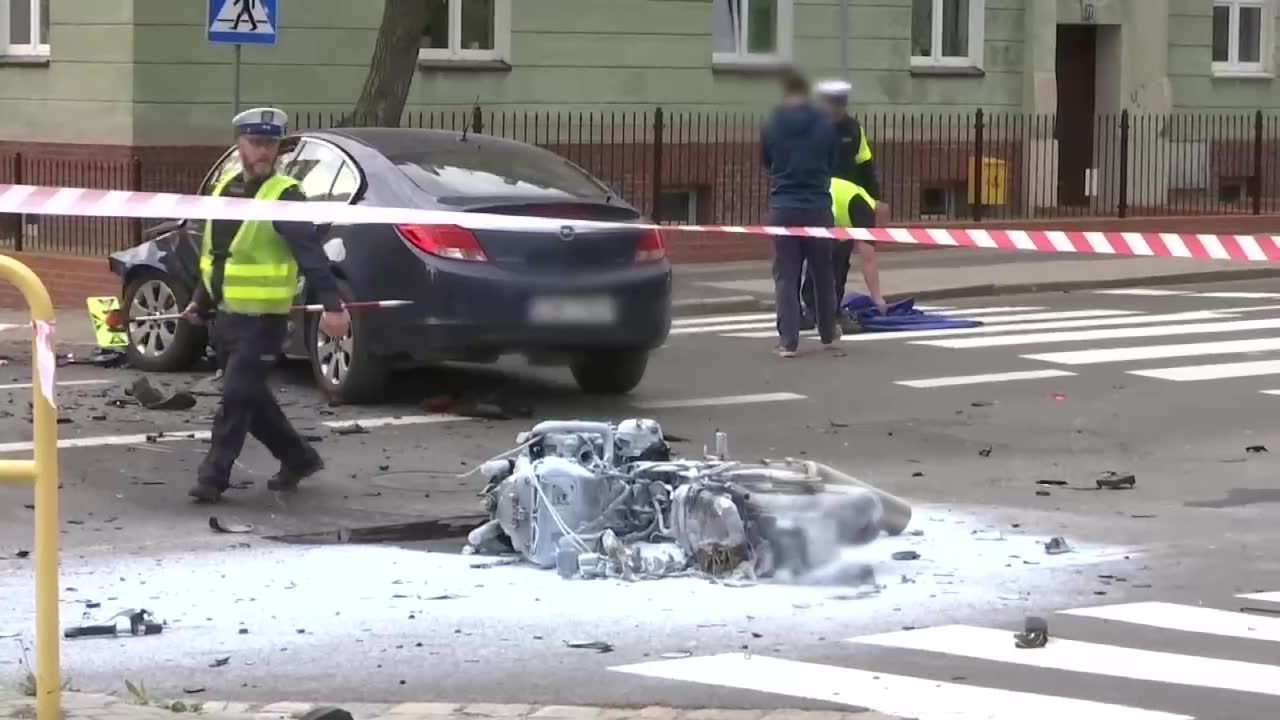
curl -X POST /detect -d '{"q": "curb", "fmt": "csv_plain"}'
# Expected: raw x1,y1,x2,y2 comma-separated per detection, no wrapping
671,266,1280,317
0,692,903,720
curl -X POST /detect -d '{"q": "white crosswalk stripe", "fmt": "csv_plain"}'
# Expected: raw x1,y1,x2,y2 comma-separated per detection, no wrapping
678,295,1280,393
612,592,1280,719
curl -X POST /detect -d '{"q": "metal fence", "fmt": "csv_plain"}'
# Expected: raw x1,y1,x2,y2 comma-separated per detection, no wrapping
3,108,1280,255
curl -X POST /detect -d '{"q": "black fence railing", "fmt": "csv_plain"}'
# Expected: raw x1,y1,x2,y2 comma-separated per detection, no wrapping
3,108,1279,255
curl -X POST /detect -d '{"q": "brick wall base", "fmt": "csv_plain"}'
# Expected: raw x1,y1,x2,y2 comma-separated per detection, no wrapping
5,212,1280,308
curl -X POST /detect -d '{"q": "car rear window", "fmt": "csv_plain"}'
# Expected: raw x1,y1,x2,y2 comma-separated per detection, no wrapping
388,141,611,201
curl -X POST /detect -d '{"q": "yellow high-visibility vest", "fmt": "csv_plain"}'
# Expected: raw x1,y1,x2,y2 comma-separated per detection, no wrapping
199,174,300,316
830,177,877,228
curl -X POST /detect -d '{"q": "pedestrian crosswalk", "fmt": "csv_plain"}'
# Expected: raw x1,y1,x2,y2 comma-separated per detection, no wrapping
611,591,1280,719
674,288,1280,394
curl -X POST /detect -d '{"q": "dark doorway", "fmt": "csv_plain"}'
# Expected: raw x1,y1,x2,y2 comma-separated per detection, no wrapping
1056,24,1098,207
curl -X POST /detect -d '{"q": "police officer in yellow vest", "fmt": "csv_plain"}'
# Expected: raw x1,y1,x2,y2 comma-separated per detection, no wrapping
802,80,888,328
181,107,350,503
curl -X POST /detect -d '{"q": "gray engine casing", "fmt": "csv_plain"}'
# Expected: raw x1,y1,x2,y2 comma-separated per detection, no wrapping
494,456,610,568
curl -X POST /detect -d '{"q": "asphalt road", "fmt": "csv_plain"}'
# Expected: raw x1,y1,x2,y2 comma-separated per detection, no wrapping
5,279,1280,718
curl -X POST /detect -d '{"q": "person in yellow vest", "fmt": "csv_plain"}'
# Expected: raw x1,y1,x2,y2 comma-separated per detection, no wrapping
803,80,889,329
828,177,883,314
181,107,350,503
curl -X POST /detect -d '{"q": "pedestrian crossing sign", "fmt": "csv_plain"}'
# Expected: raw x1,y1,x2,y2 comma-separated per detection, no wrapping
86,296,128,348
207,0,278,46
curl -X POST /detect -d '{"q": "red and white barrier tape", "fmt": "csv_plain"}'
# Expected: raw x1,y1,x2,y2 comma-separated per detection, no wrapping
3,182,1280,263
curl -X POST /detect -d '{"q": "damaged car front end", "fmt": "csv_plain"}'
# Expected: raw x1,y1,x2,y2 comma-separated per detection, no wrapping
466,419,912,583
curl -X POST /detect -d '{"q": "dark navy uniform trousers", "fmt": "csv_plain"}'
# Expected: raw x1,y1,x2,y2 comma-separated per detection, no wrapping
770,206,838,351
196,313,314,490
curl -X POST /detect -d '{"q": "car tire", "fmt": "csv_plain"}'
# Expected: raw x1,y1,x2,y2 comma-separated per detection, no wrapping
307,281,388,405
122,269,207,372
570,350,649,396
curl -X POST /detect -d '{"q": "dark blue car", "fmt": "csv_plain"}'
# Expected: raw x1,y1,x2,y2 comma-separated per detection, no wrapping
108,128,672,404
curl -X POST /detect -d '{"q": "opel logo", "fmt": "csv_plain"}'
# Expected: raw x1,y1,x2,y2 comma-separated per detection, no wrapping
559,225,576,242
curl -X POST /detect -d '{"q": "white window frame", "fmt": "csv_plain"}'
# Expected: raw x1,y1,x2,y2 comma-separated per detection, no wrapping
1212,0,1273,77
417,0,511,63
0,0,49,57
711,0,794,68
910,0,985,71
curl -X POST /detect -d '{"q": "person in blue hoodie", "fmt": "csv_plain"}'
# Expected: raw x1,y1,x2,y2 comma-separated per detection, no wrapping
761,70,841,358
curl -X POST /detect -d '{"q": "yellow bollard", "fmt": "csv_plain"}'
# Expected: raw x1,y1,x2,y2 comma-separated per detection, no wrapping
0,255,61,720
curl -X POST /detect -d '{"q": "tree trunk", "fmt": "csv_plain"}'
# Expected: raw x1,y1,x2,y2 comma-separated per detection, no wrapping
350,0,431,127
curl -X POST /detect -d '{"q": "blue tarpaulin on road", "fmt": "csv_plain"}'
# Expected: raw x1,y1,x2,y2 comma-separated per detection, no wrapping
842,294,985,332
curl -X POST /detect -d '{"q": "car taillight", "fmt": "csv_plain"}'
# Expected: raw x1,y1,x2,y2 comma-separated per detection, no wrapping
397,224,488,262
635,229,666,263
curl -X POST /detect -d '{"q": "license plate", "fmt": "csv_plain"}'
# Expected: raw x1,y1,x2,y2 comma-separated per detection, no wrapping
529,296,617,325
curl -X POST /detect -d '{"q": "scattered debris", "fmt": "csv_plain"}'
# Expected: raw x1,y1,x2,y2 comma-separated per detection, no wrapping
1095,472,1136,490
1035,490,1051,497
209,657,231,668
1044,536,1072,555
892,551,921,561
13,550,30,559
565,640,614,653
208,517,254,534
970,401,994,408
1129,514,1157,519
911,471,925,478
828,420,850,428
333,423,368,436
660,651,693,659
64,609,161,638
1247,445,1269,453
1014,616,1049,649
979,446,993,458
1035,480,1068,487
181,687,206,695
1050,392,1067,401
130,378,196,411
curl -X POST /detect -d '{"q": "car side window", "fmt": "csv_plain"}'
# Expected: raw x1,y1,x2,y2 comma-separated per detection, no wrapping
284,141,345,201
329,163,359,202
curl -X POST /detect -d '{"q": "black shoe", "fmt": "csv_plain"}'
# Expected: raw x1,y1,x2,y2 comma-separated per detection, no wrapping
188,482,226,503
267,452,325,492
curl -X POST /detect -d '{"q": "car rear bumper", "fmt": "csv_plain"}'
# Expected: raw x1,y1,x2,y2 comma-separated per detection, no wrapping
362,258,672,362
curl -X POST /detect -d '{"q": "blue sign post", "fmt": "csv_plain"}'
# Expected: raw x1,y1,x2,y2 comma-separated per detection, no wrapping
207,0,279,116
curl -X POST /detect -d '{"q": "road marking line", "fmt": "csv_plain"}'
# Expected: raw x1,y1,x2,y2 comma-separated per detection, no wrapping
672,312,777,327
0,379,113,391
729,310,1206,341
0,415,469,454
1195,292,1280,299
0,431,212,454
632,392,805,409
919,316,1280,349
1129,359,1280,382
851,624,1280,697
931,305,1046,315
1240,591,1280,602
1093,288,1192,296
672,322,776,335
1062,602,1280,642
1024,337,1280,365
896,369,1077,388
611,654,1188,720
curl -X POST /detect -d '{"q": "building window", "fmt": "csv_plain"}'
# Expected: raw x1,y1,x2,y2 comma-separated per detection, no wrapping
419,0,511,63
1213,0,1270,75
712,0,793,67
2,0,50,57
910,0,984,70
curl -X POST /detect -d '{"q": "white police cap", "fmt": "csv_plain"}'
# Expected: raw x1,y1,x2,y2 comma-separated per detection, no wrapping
814,79,852,99
233,107,289,138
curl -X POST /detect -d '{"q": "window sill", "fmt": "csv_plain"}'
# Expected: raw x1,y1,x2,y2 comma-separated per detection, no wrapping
712,59,790,75
909,62,984,77
0,55,50,67
417,58,511,72
1211,69,1274,80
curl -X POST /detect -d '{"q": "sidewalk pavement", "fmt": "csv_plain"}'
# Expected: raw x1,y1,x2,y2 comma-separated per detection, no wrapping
3,250,1276,349
0,690,901,720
